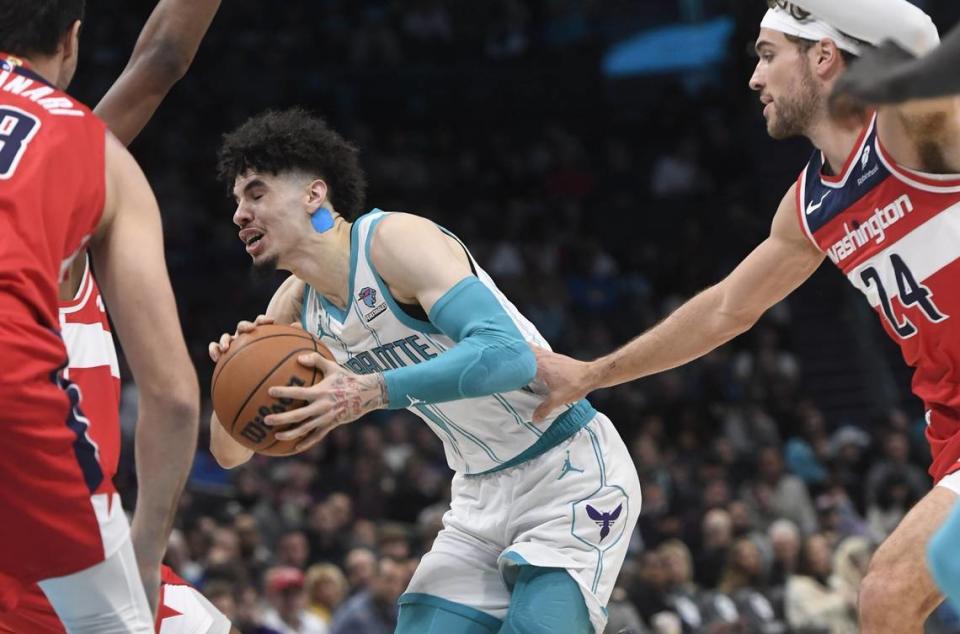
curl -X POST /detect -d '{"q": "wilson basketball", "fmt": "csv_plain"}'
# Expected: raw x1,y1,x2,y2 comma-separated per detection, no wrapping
211,324,334,456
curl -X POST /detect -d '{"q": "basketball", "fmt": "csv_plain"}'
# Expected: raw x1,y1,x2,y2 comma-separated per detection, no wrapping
211,324,334,456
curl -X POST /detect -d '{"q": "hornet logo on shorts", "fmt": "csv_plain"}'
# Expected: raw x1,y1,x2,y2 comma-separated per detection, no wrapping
358,287,387,322
587,503,623,542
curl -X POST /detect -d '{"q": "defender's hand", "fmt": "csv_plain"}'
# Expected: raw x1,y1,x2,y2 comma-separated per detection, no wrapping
265,353,388,450
531,346,596,422
207,315,274,362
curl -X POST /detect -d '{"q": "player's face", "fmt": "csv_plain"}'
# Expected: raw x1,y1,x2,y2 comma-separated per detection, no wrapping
232,171,308,272
749,28,822,140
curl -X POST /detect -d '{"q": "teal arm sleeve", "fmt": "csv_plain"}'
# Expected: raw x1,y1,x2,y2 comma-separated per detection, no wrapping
383,277,536,409
928,502,960,609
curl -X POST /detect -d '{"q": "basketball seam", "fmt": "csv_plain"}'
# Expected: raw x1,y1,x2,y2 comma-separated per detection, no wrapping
264,335,322,455
227,346,318,434
211,332,315,394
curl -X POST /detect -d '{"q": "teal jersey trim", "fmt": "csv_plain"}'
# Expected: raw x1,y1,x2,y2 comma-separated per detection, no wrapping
471,399,597,476
300,284,311,331
364,212,442,335
314,212,365,324
500,551,529,567
398,593,503,632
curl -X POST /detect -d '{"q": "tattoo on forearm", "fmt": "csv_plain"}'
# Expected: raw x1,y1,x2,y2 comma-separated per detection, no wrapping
327,373,387,425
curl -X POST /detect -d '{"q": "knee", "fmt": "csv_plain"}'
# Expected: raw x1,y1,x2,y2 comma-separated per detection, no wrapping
501,568,592,634
858,564,926,623
858,566,904,622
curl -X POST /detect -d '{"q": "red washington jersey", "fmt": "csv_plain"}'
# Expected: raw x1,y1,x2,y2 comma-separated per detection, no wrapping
0,54,105,414
797,113,960,483
59,254,121,494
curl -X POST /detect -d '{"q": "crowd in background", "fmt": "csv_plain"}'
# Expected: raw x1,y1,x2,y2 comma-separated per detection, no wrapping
69,1,960,632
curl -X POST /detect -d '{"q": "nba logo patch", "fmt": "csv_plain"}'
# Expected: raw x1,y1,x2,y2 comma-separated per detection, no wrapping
358,287,387,322
359,287,377,308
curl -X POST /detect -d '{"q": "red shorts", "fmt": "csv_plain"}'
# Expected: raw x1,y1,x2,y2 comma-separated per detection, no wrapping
0,581,65,634
926,404,960,484
0,566,208,634
0,371,124,592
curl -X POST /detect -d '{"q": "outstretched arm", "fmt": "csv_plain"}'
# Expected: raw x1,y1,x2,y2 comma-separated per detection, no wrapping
533,185,825,420
835,28,960,104
265,214,536,450
93,133,200,611
94,0,221,145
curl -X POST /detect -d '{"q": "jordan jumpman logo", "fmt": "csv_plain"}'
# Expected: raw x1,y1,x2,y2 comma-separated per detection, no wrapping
557,450,584,480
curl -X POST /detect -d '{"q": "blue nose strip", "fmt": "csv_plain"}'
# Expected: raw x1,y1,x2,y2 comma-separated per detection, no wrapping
311,207,334,233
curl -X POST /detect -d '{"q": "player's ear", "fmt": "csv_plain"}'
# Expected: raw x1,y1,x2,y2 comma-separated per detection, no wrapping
304,179,329,211
815,38,842,79
61,20,82,64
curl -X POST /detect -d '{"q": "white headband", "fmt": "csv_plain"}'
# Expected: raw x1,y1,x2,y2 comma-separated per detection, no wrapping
761,6,864,56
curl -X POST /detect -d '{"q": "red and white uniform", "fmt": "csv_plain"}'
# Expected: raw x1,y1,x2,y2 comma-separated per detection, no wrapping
797,113,960,485
0,261,231,632
0,565,231,634
59,254,121,496
0,53,124,590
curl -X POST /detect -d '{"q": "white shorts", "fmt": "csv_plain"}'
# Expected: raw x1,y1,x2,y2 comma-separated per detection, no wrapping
402,413,641,634
936,470,960,497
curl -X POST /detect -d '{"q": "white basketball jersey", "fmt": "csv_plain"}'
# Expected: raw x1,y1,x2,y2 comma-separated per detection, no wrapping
301,210,595,475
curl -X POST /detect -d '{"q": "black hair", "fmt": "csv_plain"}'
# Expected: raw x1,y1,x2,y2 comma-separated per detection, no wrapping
217,108,368,221
0,0,85,58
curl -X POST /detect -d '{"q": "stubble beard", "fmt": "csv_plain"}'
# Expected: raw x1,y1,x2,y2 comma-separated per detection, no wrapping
767,64,821,140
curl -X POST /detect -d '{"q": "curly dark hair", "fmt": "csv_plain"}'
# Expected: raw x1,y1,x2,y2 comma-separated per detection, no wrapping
217,108,367,221
0,0,85,57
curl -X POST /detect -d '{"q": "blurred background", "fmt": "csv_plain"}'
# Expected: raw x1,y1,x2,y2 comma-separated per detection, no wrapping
70,1,960,633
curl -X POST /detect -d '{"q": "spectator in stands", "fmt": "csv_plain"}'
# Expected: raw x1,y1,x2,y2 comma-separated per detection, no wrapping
659,540,704,632
344,548,378,594
740,446,817,535
695,508,734,589
305,563,348,626
716,538,784,633
277,531,311,570
784,534,857,634
330,556,410,634
865,430,929,511
629,550,672,627
261,566,328,634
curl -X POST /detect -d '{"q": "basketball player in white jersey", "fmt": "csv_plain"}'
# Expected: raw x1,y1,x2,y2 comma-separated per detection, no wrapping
533,1,960,632
207,108,641,634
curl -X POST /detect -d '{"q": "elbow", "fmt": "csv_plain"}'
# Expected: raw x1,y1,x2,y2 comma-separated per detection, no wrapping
136,41,194,86
460,337,536,397
211,445,251,470
140,379,200,432
493,338,537,391
714,308,758,342
515,342,538,386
